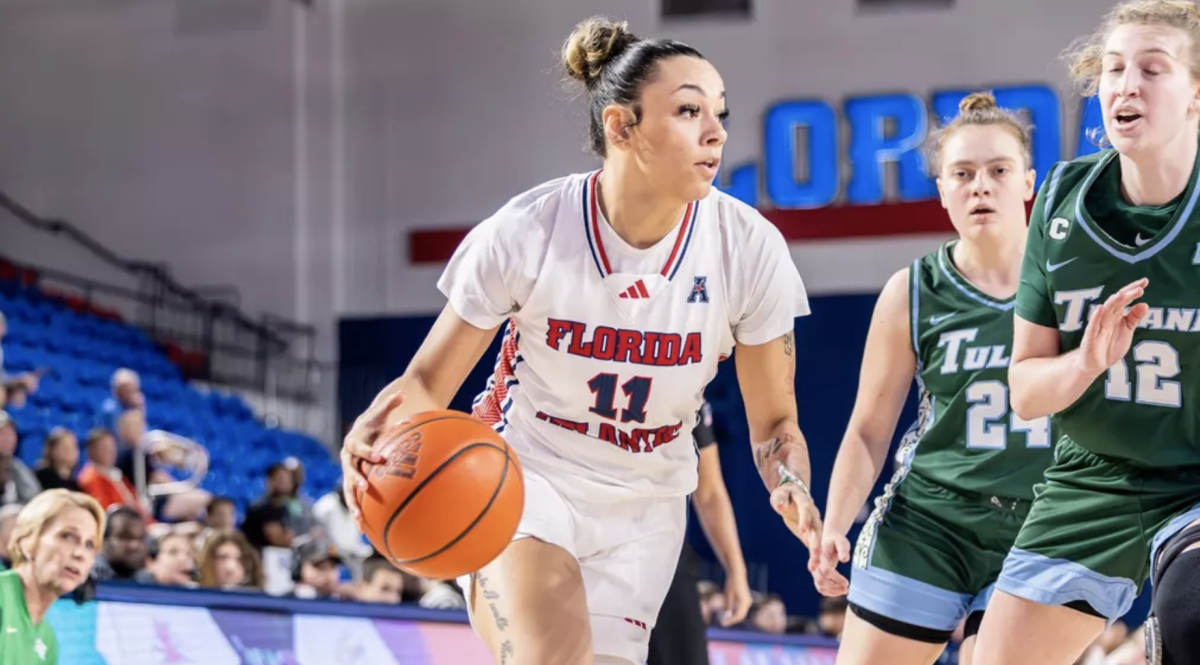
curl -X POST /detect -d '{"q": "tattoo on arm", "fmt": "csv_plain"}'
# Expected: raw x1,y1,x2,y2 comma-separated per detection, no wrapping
753,430,811,491
783,332,796,395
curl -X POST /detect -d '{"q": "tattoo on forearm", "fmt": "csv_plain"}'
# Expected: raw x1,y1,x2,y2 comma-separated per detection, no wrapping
754,432,807,489
753,437,784,472
500,640,514,664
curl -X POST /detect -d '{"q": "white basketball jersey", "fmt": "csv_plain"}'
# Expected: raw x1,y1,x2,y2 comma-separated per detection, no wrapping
438,170,809,501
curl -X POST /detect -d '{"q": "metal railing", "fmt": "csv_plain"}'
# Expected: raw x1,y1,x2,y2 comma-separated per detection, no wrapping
0,188,321,402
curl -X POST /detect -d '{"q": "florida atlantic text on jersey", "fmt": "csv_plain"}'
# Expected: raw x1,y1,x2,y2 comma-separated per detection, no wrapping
438,171,810,501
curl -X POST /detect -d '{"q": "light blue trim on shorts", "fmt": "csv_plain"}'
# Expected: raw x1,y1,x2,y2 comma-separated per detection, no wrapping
995,547,1137,626
848,565,973,632
967,582,995,617
1150,502,1200,580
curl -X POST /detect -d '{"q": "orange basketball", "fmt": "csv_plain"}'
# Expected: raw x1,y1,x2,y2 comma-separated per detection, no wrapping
357,410,524,580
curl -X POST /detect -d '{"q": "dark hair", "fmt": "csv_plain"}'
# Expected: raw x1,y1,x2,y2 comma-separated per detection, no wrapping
362,555,400,583
103,506,144,537
561,17,705,156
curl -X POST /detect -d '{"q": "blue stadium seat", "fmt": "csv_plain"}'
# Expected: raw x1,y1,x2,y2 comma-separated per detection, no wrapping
2,290,339,501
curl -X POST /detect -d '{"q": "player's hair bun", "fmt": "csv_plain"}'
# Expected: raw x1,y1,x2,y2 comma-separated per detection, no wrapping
959,92,999,114
563,17,639,86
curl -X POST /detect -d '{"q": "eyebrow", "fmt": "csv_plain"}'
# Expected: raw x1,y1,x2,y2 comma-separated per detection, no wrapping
1104,47,1177,59
674,83,726,99
946,157,1017,168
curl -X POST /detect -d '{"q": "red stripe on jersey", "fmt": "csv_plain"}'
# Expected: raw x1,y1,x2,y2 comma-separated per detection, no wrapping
658,201,694,277
587,173,614,276
472,319,520,426
588,170,696,278
635,279,650,298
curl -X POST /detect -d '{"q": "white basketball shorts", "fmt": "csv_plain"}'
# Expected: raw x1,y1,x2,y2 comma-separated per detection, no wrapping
458,460,687,664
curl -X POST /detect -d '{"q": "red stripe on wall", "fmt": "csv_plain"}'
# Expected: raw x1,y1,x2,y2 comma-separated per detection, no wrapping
409,199,968,265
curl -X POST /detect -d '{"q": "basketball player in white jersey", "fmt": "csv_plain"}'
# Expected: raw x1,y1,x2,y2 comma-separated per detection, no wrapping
341,17,822,665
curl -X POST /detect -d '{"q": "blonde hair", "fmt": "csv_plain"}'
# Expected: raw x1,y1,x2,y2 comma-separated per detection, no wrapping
1064,1,1200,96
8,489,105,567
926,92,1034,174
562,17,636,86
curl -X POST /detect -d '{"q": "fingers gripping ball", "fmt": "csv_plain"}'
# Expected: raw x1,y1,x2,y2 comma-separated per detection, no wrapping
357,410,525,580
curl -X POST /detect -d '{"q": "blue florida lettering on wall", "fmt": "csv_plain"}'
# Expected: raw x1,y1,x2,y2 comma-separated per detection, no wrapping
718,86,1104,209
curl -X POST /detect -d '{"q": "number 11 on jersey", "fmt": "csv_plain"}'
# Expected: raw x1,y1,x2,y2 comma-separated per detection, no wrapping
588,373,652,424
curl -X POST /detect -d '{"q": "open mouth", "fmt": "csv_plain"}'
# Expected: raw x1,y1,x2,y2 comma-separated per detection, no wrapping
969,204,995,216
696,158,720,169
1115,111,1143,126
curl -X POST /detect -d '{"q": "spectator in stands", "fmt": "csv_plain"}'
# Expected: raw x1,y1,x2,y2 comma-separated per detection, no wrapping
114,409,211,523
696,580,726,626
206,496,236,531
195,495,235,550
749,593,788,635
137,531,198,588
0,451,14,508
198,530,262,592
399,571,468,610
312,483,372,578
114,408,150,482
289,537,345,600
78,428,153,522
281,456,315,535
33,427,82,492
91,506,149,581
817,596,848,639
2,382,27,410
0,503,22,568
98,368,144,431
355,556,404,604
242,461,311,551
0,412,40,504
0,312,42,396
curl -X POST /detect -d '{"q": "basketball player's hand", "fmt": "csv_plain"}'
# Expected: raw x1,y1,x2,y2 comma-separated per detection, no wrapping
1078,277,1150,376
721,572,754,626
771,483,822,554
807,532,850,597
341,391,407,525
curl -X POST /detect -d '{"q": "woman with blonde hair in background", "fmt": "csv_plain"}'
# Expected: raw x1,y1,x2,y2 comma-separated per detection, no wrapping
0,489,105,665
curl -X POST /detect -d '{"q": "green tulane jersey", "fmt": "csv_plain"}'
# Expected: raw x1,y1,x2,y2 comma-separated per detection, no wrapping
1017,148,1200,469
0,570,58,665
904,242,1056,501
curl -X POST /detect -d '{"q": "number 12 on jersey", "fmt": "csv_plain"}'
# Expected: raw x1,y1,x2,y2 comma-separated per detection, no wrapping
965,380,1051,449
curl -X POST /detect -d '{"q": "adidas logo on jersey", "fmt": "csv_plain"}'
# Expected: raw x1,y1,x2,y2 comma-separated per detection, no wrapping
618,279,650,299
